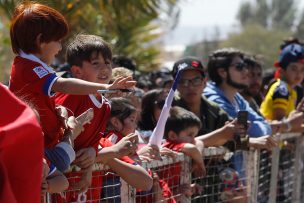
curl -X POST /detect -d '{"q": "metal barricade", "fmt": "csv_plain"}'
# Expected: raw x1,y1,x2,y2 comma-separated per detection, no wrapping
45,132,304,203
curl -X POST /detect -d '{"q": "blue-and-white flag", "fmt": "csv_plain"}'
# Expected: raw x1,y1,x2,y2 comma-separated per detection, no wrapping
149,66,185,146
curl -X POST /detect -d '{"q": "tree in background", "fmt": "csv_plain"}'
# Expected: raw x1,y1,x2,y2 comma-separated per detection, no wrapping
221,24,291,69
0,0,180,82
185,0,304,70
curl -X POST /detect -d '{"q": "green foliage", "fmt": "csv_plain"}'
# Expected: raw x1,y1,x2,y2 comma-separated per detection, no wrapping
237,0,296,30
221,24,291,69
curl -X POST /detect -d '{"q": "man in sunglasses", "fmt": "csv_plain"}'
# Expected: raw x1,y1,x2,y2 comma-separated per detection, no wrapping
204,48,276,145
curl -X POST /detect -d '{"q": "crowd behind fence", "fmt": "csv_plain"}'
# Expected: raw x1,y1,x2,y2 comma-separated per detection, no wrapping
46,132,304,203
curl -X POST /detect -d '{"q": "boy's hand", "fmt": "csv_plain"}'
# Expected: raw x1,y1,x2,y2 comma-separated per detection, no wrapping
191,183,203,195
160,147,178,160
108,76,136,90
66,116,84,140
114,133,138,157
180,184,193,198
137,144,162,161
192,161,206,177
72,166,93,193
55,105,69,128
73,147,96,169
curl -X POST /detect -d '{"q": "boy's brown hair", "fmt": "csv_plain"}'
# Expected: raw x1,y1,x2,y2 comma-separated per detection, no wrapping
10,2,68,54
164,106,201,139
67,34,112,67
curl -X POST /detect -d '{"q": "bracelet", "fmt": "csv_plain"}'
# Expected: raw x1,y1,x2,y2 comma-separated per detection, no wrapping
283,119,292,132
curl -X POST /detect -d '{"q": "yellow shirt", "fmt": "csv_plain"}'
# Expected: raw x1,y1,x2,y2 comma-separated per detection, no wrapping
260,79,297,120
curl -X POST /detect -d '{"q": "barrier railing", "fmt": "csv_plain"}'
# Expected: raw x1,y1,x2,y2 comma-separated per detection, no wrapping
45,132,304,203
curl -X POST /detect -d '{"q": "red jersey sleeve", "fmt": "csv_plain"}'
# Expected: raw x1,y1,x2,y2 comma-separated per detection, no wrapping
162,141,186,152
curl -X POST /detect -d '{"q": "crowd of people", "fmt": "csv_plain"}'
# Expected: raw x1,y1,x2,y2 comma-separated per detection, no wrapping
2,2,304,203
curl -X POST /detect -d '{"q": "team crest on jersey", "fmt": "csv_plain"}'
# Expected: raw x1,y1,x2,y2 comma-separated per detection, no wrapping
33,66,48,78
109,134,118,144
278,84,288,96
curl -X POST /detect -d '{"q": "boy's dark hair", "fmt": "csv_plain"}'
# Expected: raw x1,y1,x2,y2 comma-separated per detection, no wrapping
67,34,112,67
207,48,244,85
164,106,201,139
109,97,136,123
243,55,262,70
10,2,68,54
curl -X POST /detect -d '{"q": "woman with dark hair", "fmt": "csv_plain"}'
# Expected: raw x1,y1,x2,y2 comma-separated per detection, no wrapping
138,89,168,131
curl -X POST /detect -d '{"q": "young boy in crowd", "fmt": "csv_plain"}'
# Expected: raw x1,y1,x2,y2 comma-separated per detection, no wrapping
54,34,152,202
159,106,206,201
260,43,304,121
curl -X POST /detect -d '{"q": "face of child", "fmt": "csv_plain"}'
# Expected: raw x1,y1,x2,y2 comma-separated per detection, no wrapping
80,52,112,84
283,62,304,87
121,111,138,135
39,40,62,65
175,126,199,144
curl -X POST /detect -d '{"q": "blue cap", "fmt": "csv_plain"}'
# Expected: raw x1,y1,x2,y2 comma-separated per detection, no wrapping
274,43,304,69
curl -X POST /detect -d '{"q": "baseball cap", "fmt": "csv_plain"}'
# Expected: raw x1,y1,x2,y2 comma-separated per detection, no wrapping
274,43,304,69
172,57,205,78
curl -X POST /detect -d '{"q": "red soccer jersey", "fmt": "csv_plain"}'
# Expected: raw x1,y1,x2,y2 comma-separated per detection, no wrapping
105,130,125,145
9,56,64,148
0,83,44,203
159,142,185,188
55,93,111,152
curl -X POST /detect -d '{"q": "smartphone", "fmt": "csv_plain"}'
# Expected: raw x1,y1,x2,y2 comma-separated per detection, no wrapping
235,110,249,150
237,110,248,129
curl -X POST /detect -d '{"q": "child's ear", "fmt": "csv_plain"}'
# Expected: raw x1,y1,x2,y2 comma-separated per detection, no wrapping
70,65,83,79
36,33,43,51
109,117,123,132
167,131,178,141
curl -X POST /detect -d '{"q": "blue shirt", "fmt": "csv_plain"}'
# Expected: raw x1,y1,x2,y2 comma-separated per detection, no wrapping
204,82,272,178
203,82,272,137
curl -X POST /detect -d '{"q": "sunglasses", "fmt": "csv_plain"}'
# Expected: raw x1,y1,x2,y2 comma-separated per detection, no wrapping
154,100,165,109
178,76,204,87
230,62,248,72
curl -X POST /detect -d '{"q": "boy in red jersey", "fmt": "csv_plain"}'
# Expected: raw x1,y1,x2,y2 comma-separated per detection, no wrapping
54,34,152,202
159,106,206,201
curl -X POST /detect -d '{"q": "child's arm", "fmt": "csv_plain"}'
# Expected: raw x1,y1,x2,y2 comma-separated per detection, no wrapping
107,158,153,191
46,170,69,193
52,76,136,95
181,143,206,177
71,165,93,193
96,134,138,164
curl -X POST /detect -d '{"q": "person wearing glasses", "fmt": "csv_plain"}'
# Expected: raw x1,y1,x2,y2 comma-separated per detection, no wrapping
204,48,277,145
171,57,241,147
